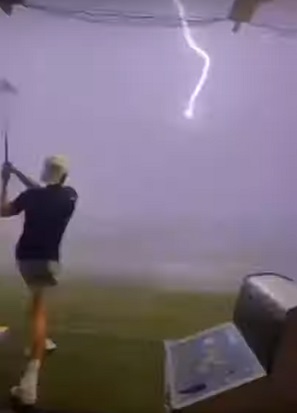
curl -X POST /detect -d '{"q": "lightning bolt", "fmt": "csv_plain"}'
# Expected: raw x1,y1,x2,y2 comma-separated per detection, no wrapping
173,0,210,119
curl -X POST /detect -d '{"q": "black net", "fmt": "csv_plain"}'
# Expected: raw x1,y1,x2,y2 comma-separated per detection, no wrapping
25,0,231,27
5,0,296,35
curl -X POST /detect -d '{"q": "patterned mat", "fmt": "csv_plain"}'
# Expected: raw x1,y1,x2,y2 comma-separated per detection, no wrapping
165,322,266,409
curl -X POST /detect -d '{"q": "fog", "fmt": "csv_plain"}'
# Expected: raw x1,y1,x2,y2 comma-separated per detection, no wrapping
0,0,297,290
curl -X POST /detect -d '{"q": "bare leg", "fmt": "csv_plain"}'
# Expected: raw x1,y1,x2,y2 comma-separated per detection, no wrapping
11,288,47,405
24,289,56,357
30,288,47,361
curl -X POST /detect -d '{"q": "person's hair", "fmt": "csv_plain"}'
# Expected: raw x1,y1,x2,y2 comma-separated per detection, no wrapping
59,173,68,185
41,155,69,185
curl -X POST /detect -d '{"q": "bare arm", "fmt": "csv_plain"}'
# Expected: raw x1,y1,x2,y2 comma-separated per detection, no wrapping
0,164,15,217
1,163,29,217
11,165,41,189
0,178,10,216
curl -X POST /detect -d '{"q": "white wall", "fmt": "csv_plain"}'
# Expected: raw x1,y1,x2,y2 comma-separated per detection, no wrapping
0,4,297,289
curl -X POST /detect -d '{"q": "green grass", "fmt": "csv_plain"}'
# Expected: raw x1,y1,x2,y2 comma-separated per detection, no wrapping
0,277,235,413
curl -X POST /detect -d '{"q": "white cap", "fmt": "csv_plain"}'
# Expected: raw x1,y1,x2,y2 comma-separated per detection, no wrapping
41,155,69,184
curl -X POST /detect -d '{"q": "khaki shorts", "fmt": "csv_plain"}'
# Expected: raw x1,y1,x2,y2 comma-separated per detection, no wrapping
17,260,60,289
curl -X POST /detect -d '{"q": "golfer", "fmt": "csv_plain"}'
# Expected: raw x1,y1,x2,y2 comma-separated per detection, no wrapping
0,155,78,405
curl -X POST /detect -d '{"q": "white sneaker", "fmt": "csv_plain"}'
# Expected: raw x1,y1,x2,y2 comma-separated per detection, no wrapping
45,338,57,352
11,379,37,406
24,338,57,357
11,360,40,405
11,385,36,406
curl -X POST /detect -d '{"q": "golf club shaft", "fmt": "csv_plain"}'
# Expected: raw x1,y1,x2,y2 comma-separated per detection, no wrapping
4,130,8,163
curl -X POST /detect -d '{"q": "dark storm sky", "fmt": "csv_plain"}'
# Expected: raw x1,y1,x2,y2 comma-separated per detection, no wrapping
0,0,297,289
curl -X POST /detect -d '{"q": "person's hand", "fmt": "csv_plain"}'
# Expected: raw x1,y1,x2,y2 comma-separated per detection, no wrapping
5,161,17,174
1,162,12,185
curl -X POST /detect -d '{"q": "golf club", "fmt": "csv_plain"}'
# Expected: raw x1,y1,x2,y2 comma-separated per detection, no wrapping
0,79,18,165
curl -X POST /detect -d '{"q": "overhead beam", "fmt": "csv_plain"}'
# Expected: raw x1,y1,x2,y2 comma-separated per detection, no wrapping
0,0,26,15
229,0,273,32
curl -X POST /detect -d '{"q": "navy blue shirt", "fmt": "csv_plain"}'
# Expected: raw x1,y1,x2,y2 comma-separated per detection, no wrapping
11,185,78,261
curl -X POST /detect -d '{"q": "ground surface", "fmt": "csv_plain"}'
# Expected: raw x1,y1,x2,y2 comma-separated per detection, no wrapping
0,277,234,413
